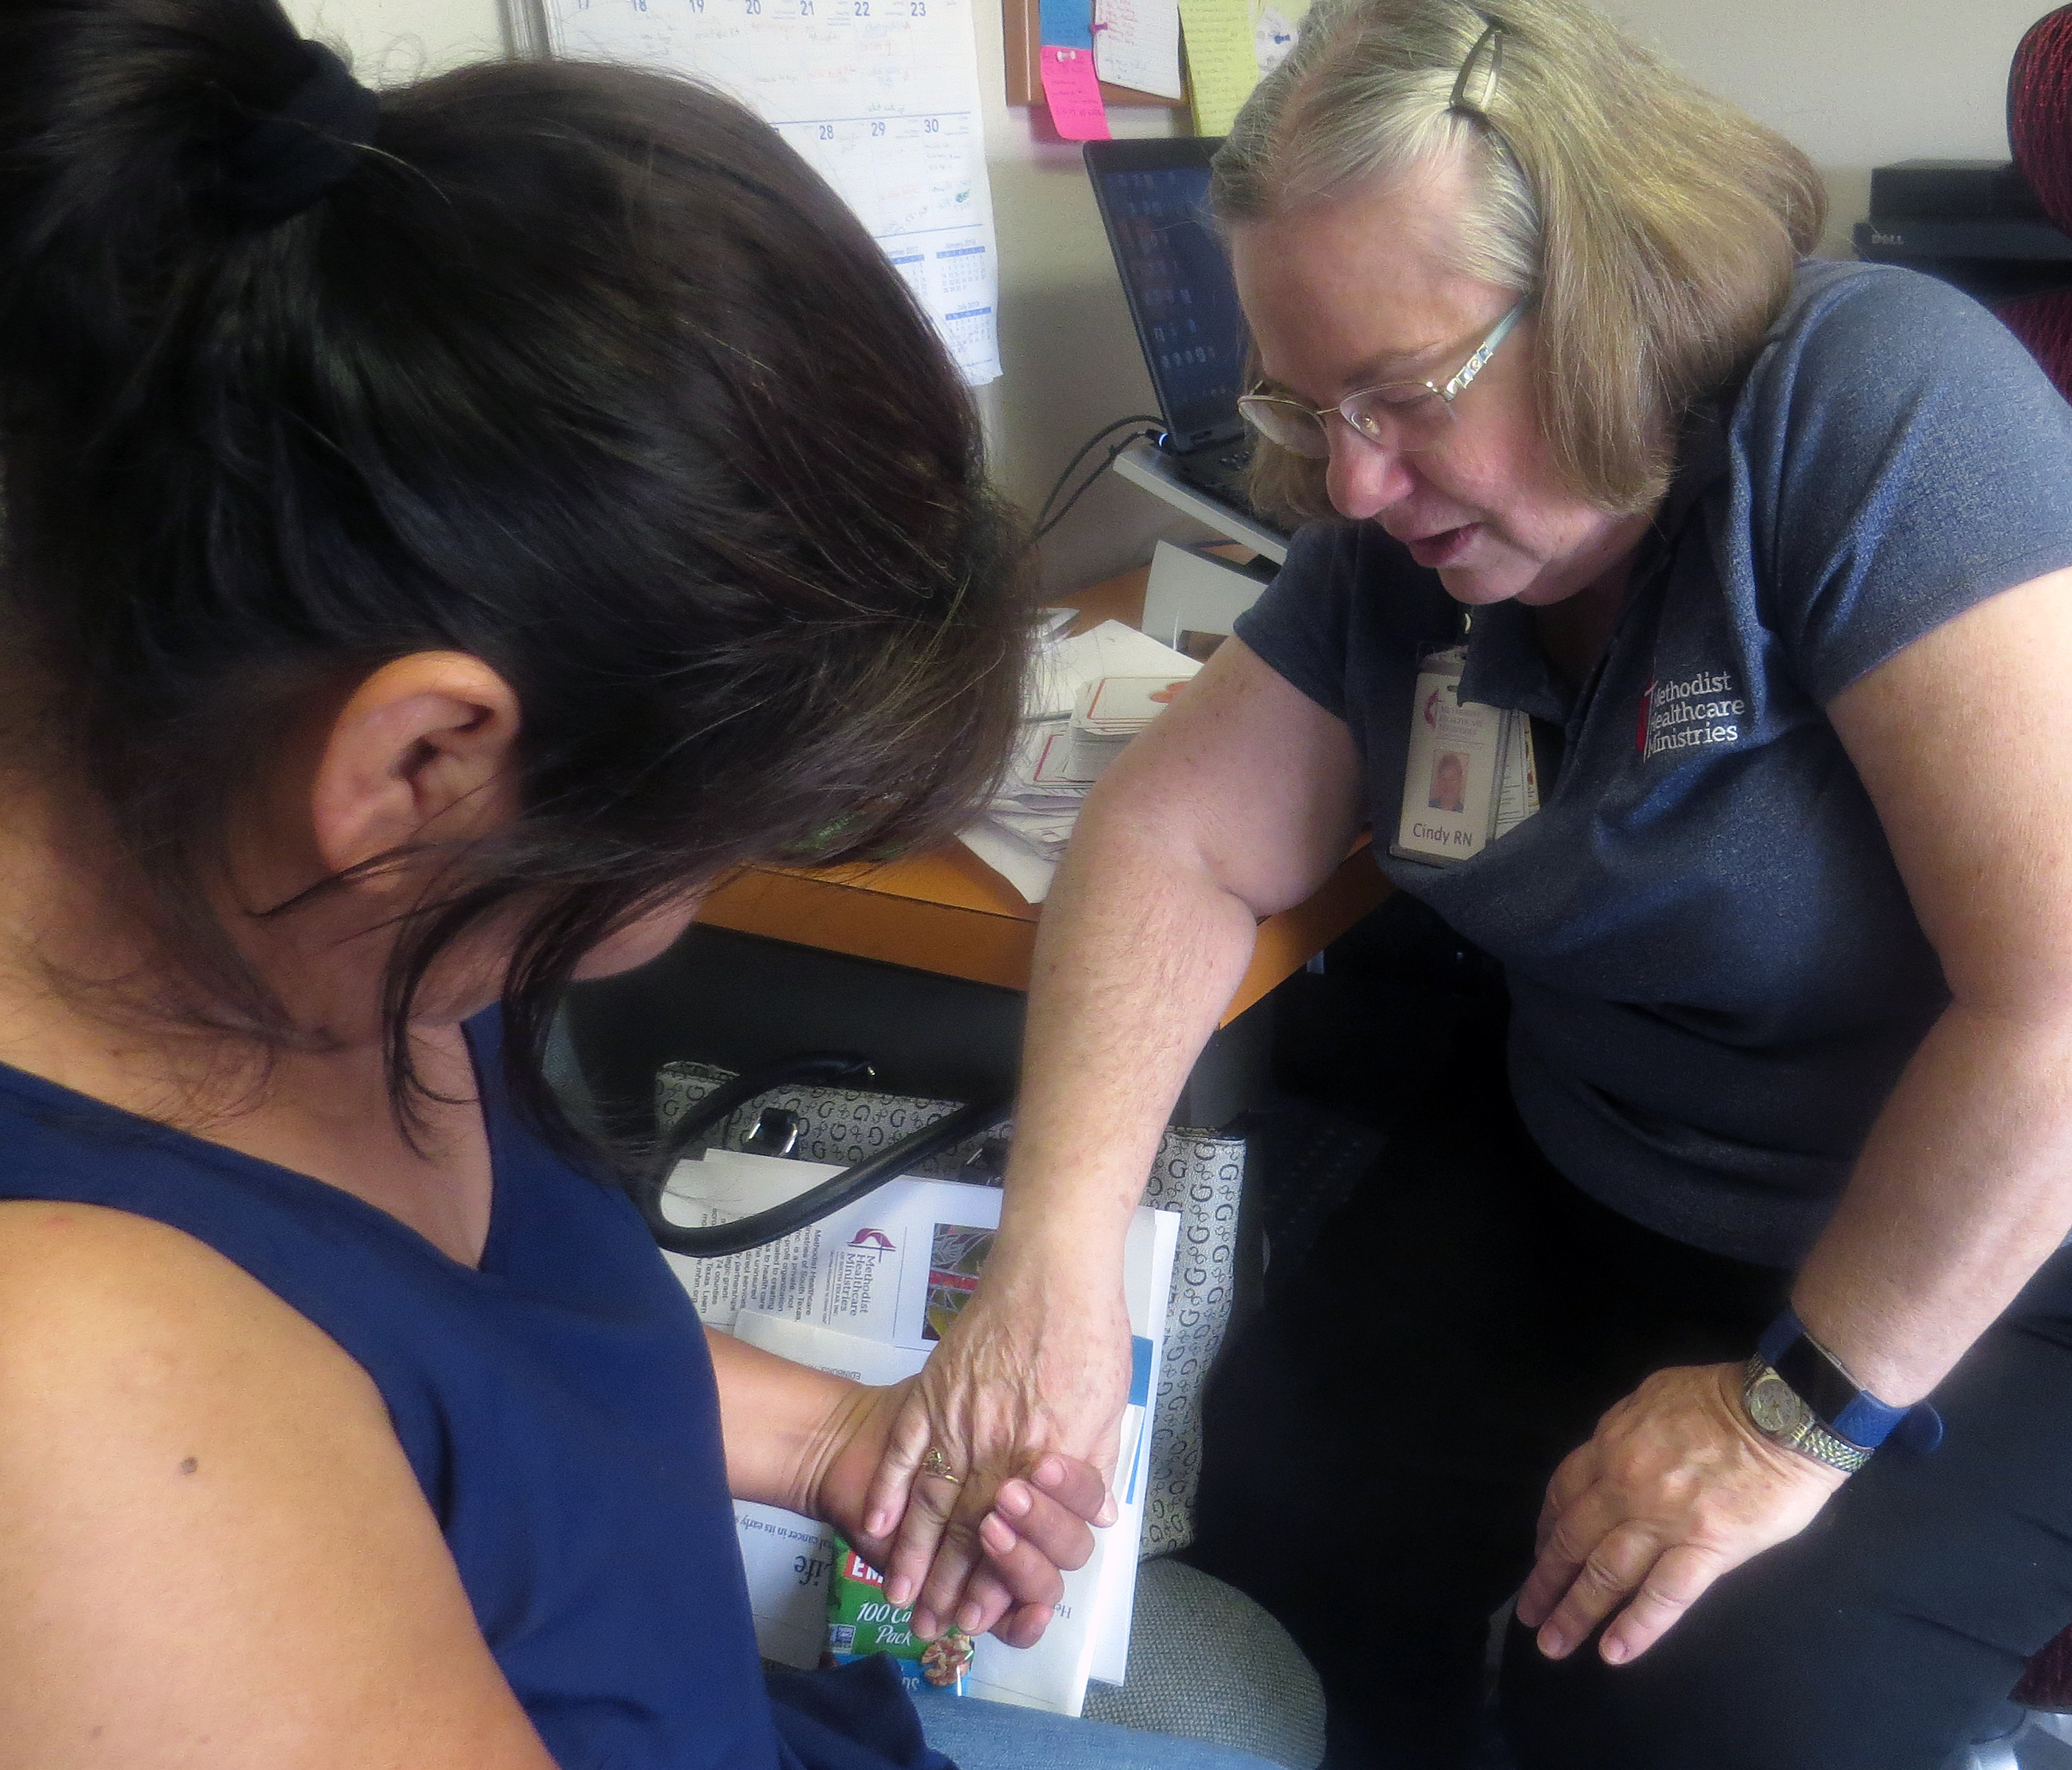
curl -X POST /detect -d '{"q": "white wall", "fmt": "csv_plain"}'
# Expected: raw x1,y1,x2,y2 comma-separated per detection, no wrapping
1605,0,2045,260
286,0,2056,587
972,99,1218,596
286,0,503,80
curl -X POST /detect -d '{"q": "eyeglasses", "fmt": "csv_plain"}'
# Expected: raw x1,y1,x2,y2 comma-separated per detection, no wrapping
1236,303,1525,459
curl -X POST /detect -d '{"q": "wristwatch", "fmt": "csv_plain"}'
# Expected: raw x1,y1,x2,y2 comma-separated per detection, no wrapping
1740,1354,1873,1473
1739,1308,1945,1475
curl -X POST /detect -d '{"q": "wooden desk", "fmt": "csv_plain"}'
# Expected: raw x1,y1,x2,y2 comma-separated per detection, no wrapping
696,565,1391,1027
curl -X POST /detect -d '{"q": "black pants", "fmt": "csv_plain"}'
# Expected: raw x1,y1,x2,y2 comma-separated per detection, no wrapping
1187,1019,2072,1770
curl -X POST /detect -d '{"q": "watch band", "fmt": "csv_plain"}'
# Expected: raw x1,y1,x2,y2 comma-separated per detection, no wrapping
1740,1356,1873,1474
1755,1309,1944,1456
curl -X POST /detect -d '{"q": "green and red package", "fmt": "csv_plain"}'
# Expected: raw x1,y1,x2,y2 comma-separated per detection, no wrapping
823,1535,972,1696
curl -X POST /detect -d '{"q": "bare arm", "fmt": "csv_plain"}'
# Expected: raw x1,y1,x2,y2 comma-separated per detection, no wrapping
1520,565,2072,1665
0,1201,559,1770
865,637,1365,1635
1003,636,1369,1306
1796,566,2072,1397
0,1196,1110,1770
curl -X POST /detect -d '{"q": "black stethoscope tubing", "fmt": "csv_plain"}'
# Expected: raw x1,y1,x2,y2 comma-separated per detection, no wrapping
630,1050,1012,1257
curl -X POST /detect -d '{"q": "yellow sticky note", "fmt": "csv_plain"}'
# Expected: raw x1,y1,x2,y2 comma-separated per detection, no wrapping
1176,0,1259,135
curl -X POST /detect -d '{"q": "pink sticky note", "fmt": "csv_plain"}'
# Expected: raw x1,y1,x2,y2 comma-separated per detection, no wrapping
1039,45,1111,141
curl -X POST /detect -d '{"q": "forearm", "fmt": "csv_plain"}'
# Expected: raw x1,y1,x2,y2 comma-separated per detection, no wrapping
707,1326,869,1514
1793,999,2072,1403
996,775,1262,1273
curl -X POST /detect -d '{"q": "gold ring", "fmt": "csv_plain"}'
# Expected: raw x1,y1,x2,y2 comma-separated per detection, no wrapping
920,1446,964,1484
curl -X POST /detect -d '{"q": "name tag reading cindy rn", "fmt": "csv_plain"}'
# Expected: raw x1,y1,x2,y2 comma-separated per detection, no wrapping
1391,645,1538,867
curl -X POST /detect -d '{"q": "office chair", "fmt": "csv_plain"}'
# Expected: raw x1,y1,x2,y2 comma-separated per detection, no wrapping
1998,5,2072,398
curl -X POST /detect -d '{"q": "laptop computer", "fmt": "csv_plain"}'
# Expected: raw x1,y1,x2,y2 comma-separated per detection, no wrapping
1084,137,1277,526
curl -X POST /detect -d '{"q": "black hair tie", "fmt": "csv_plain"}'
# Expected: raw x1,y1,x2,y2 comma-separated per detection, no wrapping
220,41,380,225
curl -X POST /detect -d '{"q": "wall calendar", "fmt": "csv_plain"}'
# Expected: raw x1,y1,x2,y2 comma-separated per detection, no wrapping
537,0,1003,384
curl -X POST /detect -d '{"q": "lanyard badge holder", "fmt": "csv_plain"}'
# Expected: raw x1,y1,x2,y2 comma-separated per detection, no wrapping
1389,639,1538,867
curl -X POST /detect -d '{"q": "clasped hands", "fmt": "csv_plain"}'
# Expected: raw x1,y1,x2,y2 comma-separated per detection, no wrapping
813,1372,1114,1651
851,1261,1136,1646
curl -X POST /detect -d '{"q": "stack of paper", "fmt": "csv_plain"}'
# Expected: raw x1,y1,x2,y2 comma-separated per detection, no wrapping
959,620,1200,903
660,1149,1179,1718
1068,674,1193,780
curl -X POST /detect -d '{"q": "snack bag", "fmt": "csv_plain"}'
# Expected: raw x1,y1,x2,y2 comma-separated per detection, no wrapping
823,1536,972,1696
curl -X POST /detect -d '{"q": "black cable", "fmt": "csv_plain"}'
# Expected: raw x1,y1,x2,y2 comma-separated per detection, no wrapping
1034,415,1159,530
1035,430,1159,542
639,1091,1013,1257
1032,414,1162,537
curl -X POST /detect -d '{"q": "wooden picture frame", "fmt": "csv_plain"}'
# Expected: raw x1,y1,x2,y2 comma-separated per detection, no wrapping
1001,0,1189,106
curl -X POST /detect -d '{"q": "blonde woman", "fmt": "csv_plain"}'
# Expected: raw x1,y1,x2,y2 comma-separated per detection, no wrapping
863,2,2072,1765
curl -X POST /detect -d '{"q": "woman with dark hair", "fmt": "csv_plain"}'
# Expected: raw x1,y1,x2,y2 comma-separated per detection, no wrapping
0,2,1277,1765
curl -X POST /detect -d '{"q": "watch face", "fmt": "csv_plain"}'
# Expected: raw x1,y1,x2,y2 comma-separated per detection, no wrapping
1747,1372,1809,1438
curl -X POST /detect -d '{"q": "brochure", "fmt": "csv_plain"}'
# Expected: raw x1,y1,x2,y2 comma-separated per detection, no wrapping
661,1149,1178,1715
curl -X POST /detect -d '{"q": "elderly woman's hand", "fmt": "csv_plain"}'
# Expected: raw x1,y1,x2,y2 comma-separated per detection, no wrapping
858,1248,1135,1642
813,1373,1111,1650
1516,1363,1848,1666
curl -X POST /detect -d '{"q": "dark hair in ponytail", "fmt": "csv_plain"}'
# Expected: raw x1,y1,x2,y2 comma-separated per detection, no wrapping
0,0,1027,1137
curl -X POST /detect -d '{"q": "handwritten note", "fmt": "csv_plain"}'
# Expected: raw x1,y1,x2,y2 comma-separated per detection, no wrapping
1040,44,1111,138
1094,0,1183,99
1176,0,1258,133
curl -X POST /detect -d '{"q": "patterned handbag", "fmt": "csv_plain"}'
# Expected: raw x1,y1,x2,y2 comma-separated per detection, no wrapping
654,1060,1244,1556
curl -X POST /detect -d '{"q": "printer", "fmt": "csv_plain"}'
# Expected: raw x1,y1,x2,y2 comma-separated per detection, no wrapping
1854,159,2072,304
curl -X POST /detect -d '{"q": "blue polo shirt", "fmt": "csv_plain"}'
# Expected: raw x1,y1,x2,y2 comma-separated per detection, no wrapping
1234,259,2072,1266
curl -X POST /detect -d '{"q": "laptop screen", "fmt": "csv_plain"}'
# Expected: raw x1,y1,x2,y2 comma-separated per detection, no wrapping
1091,159,1250,449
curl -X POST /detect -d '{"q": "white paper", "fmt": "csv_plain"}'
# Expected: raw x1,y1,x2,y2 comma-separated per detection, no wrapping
987,805,1078,855
1094,0,1183,99
1251,0,1297,74
994,723,1088,808
965,622,1200,900
1490,710,1540,840
1027,620,1199,720
1025,728,1093,793
956,817,1058,902
541,0,1002,384
730,1502,843,1668
669,1150,1176,1713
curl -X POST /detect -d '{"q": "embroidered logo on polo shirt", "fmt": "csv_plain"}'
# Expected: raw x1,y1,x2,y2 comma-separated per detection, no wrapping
1637,670,1746,760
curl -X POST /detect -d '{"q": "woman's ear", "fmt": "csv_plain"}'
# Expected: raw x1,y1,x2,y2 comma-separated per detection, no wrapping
308,653,523,881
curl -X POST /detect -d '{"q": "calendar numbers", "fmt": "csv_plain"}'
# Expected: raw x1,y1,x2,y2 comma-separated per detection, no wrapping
543,0,1002,383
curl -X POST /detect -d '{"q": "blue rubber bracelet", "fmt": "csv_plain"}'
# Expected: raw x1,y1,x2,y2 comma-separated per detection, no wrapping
1758,1308,1944,1454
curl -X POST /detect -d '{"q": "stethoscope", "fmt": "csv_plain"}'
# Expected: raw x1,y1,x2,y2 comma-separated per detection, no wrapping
628,1049,1012,1257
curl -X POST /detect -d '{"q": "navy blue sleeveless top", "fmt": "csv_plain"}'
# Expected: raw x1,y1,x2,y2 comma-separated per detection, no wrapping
0,1012,946,1770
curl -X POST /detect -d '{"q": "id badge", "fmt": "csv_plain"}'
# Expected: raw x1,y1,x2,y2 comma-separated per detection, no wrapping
1390,644,1538,867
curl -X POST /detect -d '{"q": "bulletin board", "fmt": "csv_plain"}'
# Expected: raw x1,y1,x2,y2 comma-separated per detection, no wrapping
1001,0,1187,106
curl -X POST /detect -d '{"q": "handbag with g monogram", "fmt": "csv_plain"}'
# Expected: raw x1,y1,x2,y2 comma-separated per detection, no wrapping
650,1058,1244,1556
